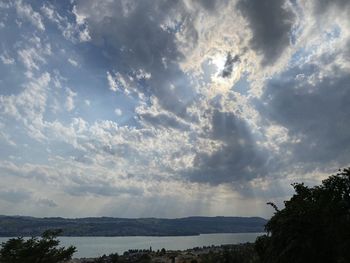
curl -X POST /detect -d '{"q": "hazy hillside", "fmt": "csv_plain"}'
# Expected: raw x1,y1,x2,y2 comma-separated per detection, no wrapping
0,216,266,237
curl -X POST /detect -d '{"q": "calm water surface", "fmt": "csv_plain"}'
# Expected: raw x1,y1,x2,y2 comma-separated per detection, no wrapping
0,233,264,258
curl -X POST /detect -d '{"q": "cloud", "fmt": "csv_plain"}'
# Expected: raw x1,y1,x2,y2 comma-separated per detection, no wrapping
313,0,350,14
65,88,77,112
66,184,144,197
17,36,51,72
184,110,269,185
222,53,240,78
0,72,51,140
236,0,295,65
41,3,90,43
139,112,190,130
14,0,45,31
136,97,192,130
0,189,31,203
68,58,78,67
0,52,15,65
260,62,350,171
36,198,58,207
107,71,129,93
75,0,195,115
106,71,118,92
114,108,122,116
0,0,349,218
0,131,16,147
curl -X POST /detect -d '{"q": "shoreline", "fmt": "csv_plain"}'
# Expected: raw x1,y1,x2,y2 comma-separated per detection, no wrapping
69,242,258,263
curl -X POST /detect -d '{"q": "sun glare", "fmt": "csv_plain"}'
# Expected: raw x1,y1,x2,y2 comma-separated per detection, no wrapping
211,54,227,73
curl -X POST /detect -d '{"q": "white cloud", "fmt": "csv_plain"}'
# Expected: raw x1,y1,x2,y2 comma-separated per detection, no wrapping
106,71,118,91
135,69,151,80
0,157,275,218
72,5,87,25
18,48,42,70
106,70,147,101
65,88,77,112
78,26,91,42
0,72,51,140
0,52,15,65
0,131,16,147
17,36,51,72
15,0,45,31
68,57,79,67
41,3,90,43
114,108,122,116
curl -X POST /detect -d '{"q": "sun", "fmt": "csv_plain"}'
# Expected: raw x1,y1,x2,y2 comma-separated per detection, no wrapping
211,54,227,73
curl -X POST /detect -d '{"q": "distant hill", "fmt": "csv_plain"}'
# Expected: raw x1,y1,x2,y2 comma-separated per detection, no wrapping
0,215,267,237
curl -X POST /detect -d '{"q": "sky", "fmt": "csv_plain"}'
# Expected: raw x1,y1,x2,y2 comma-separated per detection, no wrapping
0,0,349,219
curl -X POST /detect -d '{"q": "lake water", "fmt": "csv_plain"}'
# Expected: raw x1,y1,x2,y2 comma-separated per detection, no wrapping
0,233,264,258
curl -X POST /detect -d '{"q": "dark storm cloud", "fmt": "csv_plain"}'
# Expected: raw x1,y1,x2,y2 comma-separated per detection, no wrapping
260,64,350,168
185,110,269,185
76,0,196,117
222,53,240,78
236,0,295,65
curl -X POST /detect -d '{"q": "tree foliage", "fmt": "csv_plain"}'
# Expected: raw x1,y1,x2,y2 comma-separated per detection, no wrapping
256,168,350,263
0,229,76,263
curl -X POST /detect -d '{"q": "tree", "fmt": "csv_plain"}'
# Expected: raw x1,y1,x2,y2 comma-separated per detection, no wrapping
93,253,119,263
256,168,350,263
0,229,76,263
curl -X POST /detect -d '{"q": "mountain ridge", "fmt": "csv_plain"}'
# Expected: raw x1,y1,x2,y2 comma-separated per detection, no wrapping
0,215,267,237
